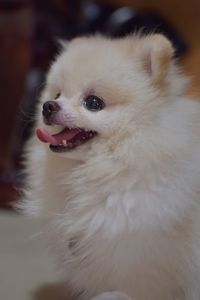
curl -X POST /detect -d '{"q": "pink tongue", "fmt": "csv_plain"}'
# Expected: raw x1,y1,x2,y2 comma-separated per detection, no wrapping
36,128,80,145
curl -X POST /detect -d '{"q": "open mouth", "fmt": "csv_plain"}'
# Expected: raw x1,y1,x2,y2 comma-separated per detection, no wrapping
36,127,97,152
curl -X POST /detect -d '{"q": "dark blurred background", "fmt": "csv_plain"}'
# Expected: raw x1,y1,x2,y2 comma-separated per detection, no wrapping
0,0,200,209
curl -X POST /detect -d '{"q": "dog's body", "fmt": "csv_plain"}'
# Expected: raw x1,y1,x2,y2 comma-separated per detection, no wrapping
23,35,200,300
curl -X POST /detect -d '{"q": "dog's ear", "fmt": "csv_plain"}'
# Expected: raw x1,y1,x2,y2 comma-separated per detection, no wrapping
134,34,174,87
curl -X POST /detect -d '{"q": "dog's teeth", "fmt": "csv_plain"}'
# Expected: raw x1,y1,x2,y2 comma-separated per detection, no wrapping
89,133,93,137
68,142,73,148
82,136,86,140
63,140,67,146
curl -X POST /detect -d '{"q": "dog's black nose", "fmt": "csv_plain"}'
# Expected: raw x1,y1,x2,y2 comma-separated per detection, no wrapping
42,101,61,122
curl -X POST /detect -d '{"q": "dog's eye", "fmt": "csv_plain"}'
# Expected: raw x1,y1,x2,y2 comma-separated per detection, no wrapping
83,95,105,112
55,92,61,100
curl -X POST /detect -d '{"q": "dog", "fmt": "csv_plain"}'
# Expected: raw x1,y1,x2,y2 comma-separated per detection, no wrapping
22,34,200,300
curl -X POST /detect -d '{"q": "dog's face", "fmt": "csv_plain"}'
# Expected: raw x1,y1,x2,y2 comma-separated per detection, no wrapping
36,34,179,160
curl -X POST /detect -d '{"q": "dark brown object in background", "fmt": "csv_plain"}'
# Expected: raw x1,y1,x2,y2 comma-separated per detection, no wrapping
0,1,33,208
0,0,81,209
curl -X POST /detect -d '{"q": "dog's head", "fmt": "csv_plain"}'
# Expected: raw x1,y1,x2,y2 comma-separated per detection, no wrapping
36,34,186,160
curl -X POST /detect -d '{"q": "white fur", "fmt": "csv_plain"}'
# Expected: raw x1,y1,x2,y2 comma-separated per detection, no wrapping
21,35,200,300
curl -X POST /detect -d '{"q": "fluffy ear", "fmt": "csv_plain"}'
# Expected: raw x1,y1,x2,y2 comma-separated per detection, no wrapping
135,34,174,87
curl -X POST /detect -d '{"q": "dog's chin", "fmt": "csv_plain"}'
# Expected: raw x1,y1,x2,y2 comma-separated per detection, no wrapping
53,140,95,161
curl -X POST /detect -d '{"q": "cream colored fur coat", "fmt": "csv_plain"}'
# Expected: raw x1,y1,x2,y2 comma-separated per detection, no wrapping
22,34,200,300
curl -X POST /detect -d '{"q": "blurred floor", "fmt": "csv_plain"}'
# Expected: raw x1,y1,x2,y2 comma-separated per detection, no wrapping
0,211,63,300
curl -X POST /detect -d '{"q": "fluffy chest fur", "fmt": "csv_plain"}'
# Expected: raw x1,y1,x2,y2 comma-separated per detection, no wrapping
35,139,200,300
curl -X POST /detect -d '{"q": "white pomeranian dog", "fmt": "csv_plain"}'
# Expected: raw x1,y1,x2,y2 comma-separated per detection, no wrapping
22,34,200,300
